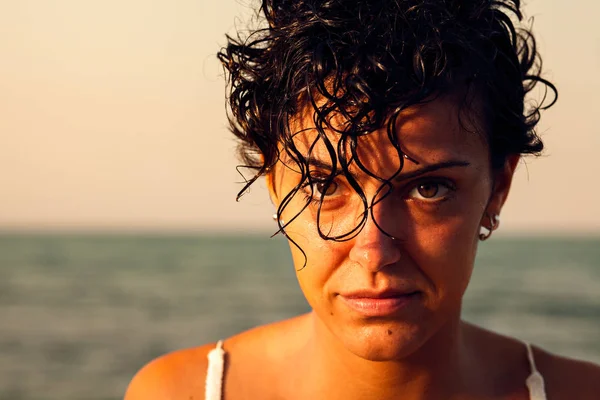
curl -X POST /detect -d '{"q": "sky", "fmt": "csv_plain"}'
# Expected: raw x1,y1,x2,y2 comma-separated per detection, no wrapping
0,0,599,234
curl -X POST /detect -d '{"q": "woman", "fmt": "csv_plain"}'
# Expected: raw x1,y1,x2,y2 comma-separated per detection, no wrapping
126,0,600,398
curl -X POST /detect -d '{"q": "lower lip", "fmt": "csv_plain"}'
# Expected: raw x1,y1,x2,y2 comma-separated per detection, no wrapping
339,293,419,317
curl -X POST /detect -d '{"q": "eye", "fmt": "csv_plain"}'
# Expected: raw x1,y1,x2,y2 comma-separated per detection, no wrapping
407,181,452,201
311,179,339,196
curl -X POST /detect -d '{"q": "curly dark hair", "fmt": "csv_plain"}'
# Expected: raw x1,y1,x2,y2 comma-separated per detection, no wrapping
218,0,557,250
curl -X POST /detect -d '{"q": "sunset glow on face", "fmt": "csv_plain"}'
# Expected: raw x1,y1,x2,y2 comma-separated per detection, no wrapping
269,96,517,360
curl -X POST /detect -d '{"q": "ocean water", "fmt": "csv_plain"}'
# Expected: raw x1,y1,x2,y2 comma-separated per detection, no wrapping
0,234,599,400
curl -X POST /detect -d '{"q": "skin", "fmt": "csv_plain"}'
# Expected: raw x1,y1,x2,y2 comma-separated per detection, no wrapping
272,96,500,364
124,96,600,400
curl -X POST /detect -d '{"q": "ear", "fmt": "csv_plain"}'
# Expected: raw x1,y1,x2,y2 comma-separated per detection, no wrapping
258,150,279,207
265,168,279,207
482,154,520,225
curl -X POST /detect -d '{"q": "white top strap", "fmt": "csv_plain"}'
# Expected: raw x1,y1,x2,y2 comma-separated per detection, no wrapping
524,342,547,400
205,340,225,400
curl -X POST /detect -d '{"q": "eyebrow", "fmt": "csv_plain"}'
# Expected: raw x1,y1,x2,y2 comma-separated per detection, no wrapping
306,158,471,182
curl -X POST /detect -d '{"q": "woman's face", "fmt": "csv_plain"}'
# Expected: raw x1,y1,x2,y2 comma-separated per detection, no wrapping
268,96,517,361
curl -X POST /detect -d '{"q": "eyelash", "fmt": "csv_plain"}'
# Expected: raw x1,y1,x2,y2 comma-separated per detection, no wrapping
405,177,456,204
301,175,340,206
300,175,456,206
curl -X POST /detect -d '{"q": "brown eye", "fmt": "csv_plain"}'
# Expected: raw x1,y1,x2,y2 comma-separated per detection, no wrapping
315,180,338,196
407,181,452,201
417,183,439,198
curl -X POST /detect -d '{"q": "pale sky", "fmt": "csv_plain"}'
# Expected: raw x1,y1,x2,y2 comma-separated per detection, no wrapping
0,0,598,234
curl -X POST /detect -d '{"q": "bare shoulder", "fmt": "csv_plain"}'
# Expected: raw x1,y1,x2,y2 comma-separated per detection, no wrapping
533,346,600,400
462,322,600,399
123,314,311,400
123,342,216,400
219,314,312,398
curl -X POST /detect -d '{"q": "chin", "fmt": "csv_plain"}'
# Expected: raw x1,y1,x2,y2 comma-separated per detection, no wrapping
337,320,428,361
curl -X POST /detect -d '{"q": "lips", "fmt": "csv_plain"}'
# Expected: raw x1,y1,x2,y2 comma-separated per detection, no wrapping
341,288,418,299
338,289,420,317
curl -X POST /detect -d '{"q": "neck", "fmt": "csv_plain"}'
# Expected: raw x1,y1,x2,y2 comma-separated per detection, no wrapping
306,311,472,400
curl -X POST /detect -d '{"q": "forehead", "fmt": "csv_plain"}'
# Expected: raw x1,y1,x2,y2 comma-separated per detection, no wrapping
285,95,488,170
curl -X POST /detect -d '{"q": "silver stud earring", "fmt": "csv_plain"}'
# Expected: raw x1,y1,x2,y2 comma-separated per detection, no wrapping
479,214,499,241
272,214,285,226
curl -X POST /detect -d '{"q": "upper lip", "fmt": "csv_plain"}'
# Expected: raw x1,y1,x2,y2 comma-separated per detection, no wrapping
339,288,419,299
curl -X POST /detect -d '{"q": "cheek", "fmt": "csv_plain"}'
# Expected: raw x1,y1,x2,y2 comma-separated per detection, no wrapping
408,206,482,302
286,219,348,310
275,180,336,307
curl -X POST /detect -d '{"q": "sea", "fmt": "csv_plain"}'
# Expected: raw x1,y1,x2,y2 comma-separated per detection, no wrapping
0,233,599,400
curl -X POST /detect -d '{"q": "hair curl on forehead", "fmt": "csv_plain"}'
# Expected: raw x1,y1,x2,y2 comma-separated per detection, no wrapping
217,0,557,261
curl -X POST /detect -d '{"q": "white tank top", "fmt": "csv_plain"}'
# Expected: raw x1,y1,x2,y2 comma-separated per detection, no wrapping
204,340,547,400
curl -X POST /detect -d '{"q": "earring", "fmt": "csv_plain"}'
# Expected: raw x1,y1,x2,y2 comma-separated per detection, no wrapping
272,214,285,226
479,214,499,241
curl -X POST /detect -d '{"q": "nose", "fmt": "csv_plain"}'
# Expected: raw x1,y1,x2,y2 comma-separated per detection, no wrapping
348,205,402,272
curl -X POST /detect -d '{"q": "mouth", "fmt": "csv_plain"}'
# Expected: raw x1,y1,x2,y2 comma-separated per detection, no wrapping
337,290,421,317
